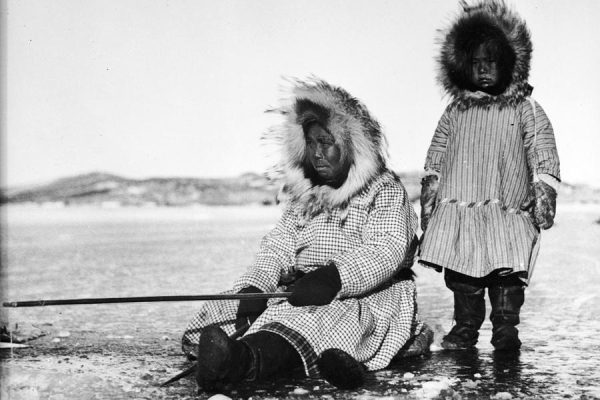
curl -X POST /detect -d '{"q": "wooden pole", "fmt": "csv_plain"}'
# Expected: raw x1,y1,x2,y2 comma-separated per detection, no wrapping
2,292,291,308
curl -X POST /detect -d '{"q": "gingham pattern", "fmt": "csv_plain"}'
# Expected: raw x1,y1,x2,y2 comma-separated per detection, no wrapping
419,100,560,280
183,171,424,376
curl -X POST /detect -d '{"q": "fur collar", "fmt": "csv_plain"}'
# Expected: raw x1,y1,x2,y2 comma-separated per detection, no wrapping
437,0,532,109
264,78,388,219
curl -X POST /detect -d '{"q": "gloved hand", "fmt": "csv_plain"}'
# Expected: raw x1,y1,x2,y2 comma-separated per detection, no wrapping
235,286,268,330
520,180,557,230
420,174,439,232
288,264,342,307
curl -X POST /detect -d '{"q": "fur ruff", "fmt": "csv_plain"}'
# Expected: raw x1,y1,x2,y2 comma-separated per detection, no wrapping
437,0,532,109
264,77,388,220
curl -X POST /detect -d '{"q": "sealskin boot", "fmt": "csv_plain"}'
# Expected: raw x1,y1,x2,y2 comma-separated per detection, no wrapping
195,328,302,391
442,280,486,350
489,284,525,351
239,330,302,381
195,326,252,391
317,349,366,390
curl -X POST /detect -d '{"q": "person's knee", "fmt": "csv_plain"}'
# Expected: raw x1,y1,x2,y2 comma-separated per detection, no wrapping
444,270,485,294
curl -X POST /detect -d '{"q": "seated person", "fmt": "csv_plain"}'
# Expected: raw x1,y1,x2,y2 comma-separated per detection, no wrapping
182,78,432,391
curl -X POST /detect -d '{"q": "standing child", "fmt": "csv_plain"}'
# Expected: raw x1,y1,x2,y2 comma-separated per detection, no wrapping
419,0,560,351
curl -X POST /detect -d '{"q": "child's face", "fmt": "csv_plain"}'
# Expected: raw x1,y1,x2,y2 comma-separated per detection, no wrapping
471,44,499,92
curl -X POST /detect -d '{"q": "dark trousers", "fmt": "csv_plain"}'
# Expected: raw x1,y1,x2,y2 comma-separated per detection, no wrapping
444,269,525,290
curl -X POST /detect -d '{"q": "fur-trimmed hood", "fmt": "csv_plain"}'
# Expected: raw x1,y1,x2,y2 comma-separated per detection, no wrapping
264,78,389,219
437,0,533,109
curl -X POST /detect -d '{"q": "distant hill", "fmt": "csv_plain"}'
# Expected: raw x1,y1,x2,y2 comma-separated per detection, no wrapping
0,172,281,207
1,171,596,207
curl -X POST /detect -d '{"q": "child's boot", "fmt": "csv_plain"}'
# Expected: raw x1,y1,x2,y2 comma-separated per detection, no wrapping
442,278,486,350
195,326,301,391
488,284,524,351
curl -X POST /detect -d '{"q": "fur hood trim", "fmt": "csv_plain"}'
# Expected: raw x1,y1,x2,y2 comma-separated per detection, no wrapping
437,0,532,109
264,77,388,219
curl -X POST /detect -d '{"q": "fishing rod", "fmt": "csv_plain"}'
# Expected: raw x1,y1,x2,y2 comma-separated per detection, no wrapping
2,292,291,308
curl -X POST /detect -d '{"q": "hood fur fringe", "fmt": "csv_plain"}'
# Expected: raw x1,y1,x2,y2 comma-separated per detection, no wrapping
437,0,532,109
264,77,389,222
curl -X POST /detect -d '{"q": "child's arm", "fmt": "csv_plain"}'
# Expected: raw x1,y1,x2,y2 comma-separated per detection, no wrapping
421,107,452,231
424,107,452,175
520,100,561,229
521,100,561,185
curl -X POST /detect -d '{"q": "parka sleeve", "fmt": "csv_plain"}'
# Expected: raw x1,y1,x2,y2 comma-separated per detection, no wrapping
330,181,418,298
424,106,453,173
233,206,298,293
521,99,561,181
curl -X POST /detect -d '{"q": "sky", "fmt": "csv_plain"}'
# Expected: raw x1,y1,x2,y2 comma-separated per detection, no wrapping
2,0,599,188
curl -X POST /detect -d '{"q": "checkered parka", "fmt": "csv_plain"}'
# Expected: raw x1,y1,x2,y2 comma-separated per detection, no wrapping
182,171,424,376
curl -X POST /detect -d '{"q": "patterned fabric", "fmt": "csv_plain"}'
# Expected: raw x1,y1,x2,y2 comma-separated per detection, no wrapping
182,171,424,376
419,99,560,280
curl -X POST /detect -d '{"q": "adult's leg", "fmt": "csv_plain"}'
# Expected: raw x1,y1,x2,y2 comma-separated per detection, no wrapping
195,326,302,391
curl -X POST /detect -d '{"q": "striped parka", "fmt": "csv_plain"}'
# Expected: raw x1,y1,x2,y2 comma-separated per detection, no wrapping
419,0,561,281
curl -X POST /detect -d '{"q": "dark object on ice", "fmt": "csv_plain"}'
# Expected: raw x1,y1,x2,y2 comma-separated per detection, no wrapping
489,284,524,351
195,326,301,391
3,292,291,308
317,348,366,390
160,364,196,387
0,323,46,343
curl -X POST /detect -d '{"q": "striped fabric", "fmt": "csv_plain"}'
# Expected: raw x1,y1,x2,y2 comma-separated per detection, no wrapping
182,171,426,376
419,99,560,280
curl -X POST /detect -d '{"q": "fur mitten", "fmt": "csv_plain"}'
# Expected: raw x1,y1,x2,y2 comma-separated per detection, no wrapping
288,264,341,307
235,286,267,330
420,174,439,232
520,180,557,229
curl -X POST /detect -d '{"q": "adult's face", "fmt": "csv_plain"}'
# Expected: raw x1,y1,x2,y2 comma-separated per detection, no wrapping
305,124,347,186
471,43,499,92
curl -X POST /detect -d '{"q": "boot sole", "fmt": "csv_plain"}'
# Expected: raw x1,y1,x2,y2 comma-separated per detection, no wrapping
195,326,233,389
317,348,365,390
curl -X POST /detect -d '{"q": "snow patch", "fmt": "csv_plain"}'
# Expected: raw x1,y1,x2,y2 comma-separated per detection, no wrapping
412,377,459,399
491,392,513,399
291,387,310,395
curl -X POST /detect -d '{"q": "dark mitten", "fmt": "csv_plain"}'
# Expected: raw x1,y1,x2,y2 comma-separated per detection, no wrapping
235,286,267,331
520,180,557,230
288,264,341,307
420,174,439,232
